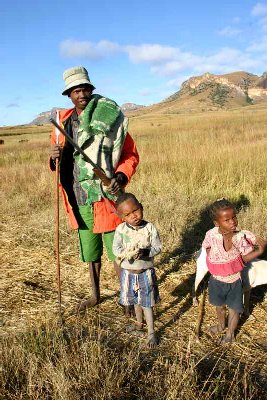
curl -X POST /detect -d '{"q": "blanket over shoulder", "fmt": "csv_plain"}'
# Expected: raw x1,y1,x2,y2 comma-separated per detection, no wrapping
75,95,128,203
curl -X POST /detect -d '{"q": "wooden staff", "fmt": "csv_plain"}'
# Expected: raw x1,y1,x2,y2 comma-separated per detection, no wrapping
54,116,63,326
195,288,206,340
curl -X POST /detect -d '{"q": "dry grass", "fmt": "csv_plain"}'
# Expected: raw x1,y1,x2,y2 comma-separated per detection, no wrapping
1,109,267,399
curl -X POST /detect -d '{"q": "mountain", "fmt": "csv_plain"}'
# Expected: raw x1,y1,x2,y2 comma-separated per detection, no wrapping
30,108,64,125
130,71,267,115
121,103,144,112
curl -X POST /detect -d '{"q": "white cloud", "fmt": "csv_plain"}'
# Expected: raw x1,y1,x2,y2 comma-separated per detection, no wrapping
124,44,179,64
218,26,242,37
251,2,267,16
96,40,121,54
60,39,101,59
59,39,266,89
60,39,121,59
247,35,267,51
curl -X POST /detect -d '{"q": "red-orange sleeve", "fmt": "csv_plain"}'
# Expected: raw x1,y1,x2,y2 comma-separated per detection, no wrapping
115,133,139,182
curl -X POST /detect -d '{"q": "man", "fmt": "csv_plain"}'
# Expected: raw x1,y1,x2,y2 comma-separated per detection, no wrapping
50,66,139,312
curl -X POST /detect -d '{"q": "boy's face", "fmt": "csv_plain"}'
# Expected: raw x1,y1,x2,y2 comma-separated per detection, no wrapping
118,199,143,227
214,208,238,234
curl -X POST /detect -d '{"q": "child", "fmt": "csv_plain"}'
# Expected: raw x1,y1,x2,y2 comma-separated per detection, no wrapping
112,193,161,347
202,198,266,344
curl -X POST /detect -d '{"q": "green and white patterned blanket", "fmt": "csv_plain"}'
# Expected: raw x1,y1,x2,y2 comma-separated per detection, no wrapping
74,95,128,203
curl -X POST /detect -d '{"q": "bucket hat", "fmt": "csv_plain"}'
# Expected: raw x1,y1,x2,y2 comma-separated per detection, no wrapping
62,66,95,95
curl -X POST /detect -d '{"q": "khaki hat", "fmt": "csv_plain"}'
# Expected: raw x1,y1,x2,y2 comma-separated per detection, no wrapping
62,66,95,95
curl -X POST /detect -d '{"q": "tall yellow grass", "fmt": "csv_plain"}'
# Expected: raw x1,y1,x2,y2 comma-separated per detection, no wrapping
1,109,267,399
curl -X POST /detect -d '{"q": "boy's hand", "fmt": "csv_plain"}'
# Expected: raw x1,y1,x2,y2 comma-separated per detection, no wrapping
134,249,145,260
133,248,150,260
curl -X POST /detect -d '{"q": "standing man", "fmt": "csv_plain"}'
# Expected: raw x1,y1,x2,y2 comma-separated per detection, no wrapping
50,66,139,312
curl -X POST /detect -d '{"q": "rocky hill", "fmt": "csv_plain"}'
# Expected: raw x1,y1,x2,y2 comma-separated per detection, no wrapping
131,71,267,115
31,108,64,125
121,103,144,112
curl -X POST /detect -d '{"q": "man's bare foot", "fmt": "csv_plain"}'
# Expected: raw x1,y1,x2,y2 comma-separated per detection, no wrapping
209,325,225,335
146,332,158,348
76,297,99,313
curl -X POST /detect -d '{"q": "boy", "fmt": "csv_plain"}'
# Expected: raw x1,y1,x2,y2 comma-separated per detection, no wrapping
112,193,161,347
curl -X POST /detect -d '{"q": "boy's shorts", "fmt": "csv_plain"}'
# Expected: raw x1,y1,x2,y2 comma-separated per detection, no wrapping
120,268,160,308
208,275,243,313
77,205,116,262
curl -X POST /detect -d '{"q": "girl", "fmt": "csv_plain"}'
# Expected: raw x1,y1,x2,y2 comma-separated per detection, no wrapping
202,198,266,343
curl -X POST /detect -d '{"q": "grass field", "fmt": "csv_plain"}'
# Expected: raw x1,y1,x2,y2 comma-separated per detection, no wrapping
1,105,267,399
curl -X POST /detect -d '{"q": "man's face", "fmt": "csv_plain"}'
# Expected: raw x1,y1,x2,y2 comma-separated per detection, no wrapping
69,85,92,111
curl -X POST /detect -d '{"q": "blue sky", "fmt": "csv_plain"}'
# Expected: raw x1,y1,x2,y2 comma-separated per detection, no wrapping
2,0,267,126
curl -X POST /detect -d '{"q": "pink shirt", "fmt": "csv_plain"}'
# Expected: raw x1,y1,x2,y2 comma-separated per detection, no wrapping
202,227,256,276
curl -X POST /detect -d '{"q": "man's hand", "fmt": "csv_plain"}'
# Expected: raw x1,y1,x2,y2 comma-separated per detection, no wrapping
51,144,62,160
104,172,128,195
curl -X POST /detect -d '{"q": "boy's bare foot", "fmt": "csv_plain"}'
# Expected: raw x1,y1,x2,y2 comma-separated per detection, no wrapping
76,297,99,313
146,332,158,348
209,325,225,335
124,305,135,317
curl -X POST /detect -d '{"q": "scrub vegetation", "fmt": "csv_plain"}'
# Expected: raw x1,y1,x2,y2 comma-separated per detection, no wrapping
1,104,267,399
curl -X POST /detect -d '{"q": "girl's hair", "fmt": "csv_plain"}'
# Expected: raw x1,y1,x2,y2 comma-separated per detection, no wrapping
115,192,141,209
209,198,236,221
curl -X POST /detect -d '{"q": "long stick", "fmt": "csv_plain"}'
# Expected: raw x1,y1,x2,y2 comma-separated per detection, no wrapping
195,288,206,340
55,152,63,325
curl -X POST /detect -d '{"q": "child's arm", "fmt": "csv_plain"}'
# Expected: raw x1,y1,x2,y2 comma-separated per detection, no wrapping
242,236,267,263
112,229,125,258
